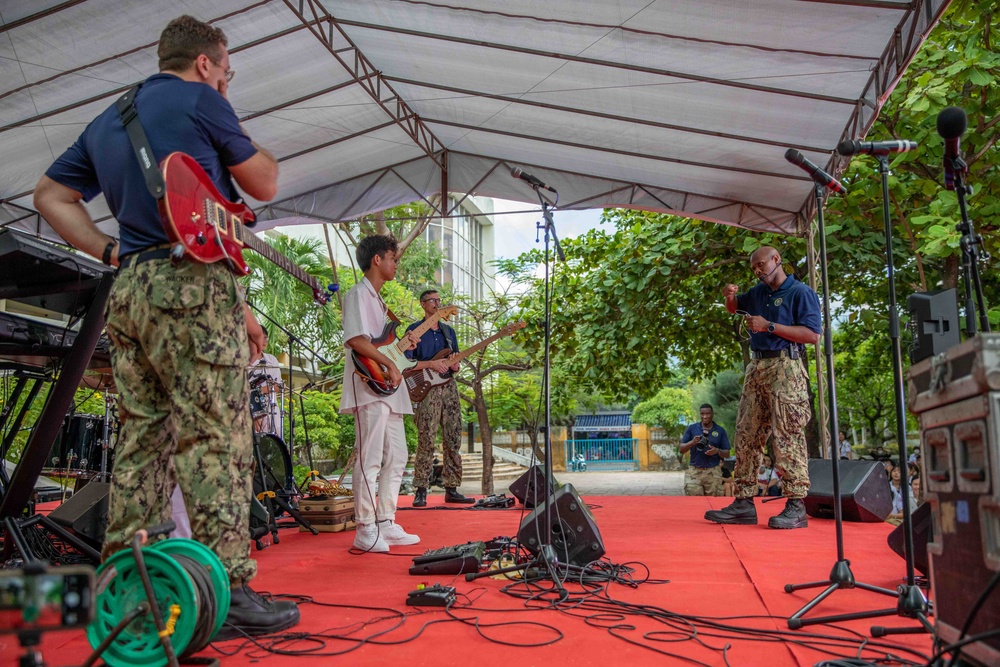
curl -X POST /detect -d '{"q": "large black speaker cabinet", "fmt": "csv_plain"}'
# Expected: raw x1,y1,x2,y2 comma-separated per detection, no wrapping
517,483,604,567
803,459,892,522
49,481,109,548
887,501,931,576
509,465,557,508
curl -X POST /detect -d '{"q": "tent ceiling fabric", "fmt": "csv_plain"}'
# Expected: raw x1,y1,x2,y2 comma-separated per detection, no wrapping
0,0,951,241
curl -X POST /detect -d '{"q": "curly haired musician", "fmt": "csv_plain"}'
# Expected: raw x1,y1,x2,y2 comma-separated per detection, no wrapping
340,234,423,553
33,15,298,639
405,289,474,507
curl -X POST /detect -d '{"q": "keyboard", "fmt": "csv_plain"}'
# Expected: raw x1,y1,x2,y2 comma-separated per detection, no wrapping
409,541,485,576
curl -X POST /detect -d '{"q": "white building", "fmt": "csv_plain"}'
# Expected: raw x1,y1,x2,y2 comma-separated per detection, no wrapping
274,195,496,301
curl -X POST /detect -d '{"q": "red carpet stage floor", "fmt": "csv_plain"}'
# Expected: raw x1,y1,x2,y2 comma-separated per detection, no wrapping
4,496,934,667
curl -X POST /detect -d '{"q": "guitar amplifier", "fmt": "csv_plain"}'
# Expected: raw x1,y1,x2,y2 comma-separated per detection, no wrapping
909,337,1000,666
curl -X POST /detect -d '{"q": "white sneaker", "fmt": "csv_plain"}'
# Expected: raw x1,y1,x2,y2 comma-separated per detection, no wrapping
380,520,420,546
353,523,389,552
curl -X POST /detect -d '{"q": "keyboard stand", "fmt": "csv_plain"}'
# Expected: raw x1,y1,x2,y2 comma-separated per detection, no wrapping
0,273,114,525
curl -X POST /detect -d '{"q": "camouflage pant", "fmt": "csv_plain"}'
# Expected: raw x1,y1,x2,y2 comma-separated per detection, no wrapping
103,258,255,586
684,466,724,496
413,380,463,488
733,356,811,500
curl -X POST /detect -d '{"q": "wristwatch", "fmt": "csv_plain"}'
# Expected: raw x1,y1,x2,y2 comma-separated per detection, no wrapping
766,321,776,333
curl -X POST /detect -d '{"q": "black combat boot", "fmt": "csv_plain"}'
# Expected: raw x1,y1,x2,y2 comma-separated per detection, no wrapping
412,487,427,507
213,584,300,642
704,497,758,525
444,487,474,504
768,498,808,529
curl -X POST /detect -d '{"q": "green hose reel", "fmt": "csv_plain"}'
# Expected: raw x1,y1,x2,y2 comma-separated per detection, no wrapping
86,539,231,667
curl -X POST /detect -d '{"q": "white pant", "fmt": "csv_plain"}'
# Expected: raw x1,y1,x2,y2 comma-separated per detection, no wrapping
353,401,407,525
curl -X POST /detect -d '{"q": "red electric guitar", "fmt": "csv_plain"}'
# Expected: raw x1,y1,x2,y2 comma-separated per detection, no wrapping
158,152,330,305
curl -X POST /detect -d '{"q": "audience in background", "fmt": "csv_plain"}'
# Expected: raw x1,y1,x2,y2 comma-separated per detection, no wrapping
886,466,916,526
757,455,781,497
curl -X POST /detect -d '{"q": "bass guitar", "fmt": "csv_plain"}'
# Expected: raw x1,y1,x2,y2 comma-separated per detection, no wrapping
403,321,526,402
159,152,331,304
352,305,458,396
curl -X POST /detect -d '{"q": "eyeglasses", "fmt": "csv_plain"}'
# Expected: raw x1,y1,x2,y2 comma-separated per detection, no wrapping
209,58,235,82
421,298,441,305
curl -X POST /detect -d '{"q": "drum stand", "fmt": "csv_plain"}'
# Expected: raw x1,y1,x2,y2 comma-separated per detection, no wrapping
96,392,118,483
252,438,318,540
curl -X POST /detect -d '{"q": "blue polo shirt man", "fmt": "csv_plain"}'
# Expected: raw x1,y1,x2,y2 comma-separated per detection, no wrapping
706,246,822,530
404,289,473,506
680,404,731,496
32,15,293,639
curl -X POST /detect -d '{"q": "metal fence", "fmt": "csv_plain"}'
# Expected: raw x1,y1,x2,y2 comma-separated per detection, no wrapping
566,438,638,471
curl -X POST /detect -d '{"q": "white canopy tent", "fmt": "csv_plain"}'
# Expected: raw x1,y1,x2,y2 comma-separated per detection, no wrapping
0,0,951,241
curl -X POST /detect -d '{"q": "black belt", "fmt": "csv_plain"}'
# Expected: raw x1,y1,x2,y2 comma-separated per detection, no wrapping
751,347,800,360
118,246,173,270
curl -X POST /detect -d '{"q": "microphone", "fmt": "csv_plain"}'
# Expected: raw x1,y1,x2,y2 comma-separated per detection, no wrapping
784,149,847,195
758,263,780,283
937,106,968,191
836,139,918,156
511,167,557,194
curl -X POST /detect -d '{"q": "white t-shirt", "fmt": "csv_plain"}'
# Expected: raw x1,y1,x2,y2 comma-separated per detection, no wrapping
339,277,413,415
839,438,852,458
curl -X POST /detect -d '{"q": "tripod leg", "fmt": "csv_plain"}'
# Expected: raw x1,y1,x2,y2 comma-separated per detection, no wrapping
784,580,835,594
272,494,319,535
855,581,901,597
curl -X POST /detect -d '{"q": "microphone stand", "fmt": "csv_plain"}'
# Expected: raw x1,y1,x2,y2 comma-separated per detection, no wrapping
467,189,566,594
784,182,898,629
866,153,932,636
949,157,991,335
248,302,331,459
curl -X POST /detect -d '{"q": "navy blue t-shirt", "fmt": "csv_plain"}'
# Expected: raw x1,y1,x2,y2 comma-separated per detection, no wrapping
736,275,822,352
404,321,459,361
681,422,730,468
45,73,257,256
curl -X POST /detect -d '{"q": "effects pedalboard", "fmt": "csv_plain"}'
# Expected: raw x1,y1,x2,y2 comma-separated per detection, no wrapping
472,493,515,508
406,583,456,607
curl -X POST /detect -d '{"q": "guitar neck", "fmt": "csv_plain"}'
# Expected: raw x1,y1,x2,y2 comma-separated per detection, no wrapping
240,229,318,291
449,330,508,364
399,313,447,352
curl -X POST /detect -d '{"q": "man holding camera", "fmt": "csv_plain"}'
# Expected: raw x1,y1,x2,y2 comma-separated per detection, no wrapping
679,404,730,496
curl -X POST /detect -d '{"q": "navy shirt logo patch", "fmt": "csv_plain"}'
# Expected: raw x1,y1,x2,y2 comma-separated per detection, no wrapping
774,297,783,306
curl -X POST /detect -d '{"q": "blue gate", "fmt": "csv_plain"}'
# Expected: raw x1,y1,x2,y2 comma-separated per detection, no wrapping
566,438,638,471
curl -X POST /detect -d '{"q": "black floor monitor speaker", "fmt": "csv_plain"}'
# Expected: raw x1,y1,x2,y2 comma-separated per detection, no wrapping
517,483,605,567
508,465,557,508
48,481,110,548
887,501,931,576
804,459,892,522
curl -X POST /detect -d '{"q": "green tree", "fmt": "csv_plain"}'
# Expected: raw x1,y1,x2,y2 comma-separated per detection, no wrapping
631,387,695,439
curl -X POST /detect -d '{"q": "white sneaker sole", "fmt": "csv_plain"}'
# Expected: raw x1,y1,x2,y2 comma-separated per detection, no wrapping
353,537,389,552
384,534,420,546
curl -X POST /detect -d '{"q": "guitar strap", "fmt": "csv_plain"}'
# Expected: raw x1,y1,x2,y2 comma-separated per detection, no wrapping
115,85,167,200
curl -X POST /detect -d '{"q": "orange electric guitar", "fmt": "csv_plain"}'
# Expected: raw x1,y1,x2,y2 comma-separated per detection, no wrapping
158,152,331,305
351,305,458,396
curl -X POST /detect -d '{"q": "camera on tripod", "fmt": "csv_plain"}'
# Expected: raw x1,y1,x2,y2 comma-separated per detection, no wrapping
0,564,94,635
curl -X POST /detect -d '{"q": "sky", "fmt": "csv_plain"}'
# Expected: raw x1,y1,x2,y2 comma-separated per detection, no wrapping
488,199,611,261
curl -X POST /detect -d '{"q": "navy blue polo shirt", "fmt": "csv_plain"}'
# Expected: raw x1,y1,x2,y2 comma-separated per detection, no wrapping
404,320,459,361
736,275,822,352
682,422,730,468
45,73,257,256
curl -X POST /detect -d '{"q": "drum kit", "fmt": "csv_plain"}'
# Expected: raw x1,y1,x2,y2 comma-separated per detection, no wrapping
43,373,118,491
